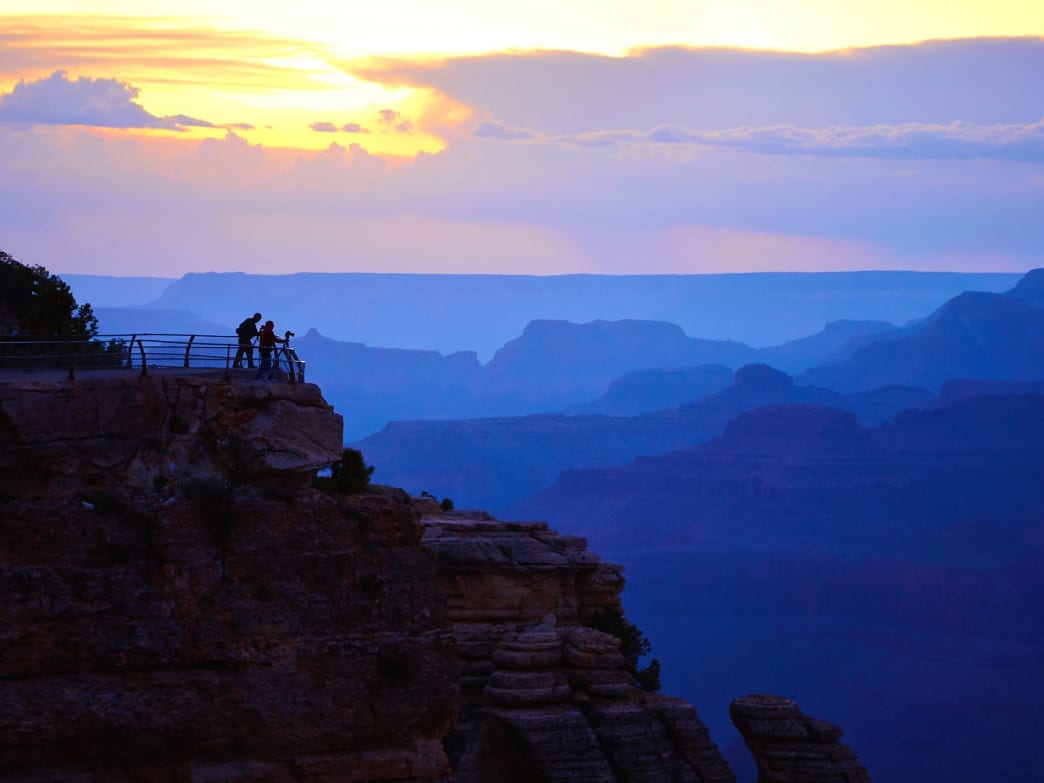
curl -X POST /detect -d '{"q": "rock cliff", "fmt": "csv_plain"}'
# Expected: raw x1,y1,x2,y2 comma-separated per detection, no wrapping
730,695,870,783
423,515,735,783
0,371,866,782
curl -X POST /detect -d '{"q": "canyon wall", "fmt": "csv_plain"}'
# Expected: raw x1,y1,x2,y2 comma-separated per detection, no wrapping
0,371,866,782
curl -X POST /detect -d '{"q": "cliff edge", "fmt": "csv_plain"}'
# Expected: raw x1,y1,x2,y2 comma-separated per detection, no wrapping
0,372,867,781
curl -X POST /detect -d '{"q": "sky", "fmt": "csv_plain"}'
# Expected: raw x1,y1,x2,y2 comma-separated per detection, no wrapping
1,2,1042,276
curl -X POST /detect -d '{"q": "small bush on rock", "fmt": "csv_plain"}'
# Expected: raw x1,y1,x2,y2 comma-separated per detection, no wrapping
315,448,375,495
590,610,661,691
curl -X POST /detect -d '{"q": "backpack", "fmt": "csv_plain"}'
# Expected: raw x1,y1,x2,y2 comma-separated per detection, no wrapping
236,319,254,338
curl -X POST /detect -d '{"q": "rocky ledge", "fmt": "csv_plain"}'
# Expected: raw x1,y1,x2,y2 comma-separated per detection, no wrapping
423,514,735,782
730,695,871,783
0,372,342,499
0,372,869,781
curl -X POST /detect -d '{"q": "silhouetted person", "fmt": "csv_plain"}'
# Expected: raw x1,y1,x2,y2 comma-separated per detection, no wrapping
233,312,261,368
255,320,287,381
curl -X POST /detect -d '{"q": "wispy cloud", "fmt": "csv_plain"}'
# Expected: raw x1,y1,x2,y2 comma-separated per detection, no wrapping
545,119,1044,162
167,113,217,128
0,14,321,91
473,121,535,141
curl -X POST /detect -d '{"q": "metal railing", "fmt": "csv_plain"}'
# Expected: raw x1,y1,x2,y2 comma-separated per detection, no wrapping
0,333,306,383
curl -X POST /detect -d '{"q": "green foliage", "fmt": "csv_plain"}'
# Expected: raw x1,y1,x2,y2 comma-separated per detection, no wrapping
635,657,661,692
590,610,651,663
589,610,661,691
314,448,375,495
0,250,98,338
420,490,454,511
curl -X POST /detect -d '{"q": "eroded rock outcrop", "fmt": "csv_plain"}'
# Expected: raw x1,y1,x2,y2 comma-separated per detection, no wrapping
425,517,735,783
730,695,871,782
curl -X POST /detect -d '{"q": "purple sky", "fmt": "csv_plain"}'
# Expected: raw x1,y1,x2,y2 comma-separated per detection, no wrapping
1,34,1042,275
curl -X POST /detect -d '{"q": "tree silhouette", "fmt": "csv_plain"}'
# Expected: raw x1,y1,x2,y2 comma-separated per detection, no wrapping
0,250,98,339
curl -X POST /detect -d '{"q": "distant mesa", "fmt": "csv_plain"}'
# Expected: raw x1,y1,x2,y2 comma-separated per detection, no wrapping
516,390,1044,553
681,363,829,417
938,377,1044,404
731,363,795,392
1006,266,1044,308
876,392,1044,453
94,306,233,336
481,318,761,407
800,269,1044,393
758,318,899,372
736,362,787,383
564,364,734,416
357,363,931,516
703,403,882,459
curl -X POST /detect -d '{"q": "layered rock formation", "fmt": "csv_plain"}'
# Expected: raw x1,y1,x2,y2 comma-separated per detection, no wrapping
424,516,735,782
353,365,931,516
800,271,1044,393
0,373,456,782
730,695,870,783
0,371,342,499
0,371,870,782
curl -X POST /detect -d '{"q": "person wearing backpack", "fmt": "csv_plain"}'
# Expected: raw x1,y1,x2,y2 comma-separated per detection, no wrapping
233,312,262,368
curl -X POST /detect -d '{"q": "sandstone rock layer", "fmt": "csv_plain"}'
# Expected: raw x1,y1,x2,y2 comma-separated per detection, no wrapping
425,518,735,783
730,694,871,782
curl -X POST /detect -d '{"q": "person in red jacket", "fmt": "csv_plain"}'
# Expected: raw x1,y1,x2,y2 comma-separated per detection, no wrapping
254,320,286,381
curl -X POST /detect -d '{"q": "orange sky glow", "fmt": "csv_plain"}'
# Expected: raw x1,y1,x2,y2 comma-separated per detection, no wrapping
3,2,1042,155
1,2,1042,276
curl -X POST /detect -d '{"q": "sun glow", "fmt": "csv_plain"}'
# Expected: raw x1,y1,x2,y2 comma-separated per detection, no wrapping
2,1,1042,156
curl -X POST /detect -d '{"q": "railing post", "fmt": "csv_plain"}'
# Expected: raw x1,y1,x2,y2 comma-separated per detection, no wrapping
137,338,148,377
184,334,196,368
126,334,137,368
66,340,75,382
224,344,231,382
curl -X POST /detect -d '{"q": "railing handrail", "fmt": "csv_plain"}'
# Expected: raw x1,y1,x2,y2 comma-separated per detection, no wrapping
0,332,306,384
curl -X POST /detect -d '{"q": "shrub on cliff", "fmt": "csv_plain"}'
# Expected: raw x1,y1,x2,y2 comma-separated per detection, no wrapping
590,610,662,691
315,448,375,495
